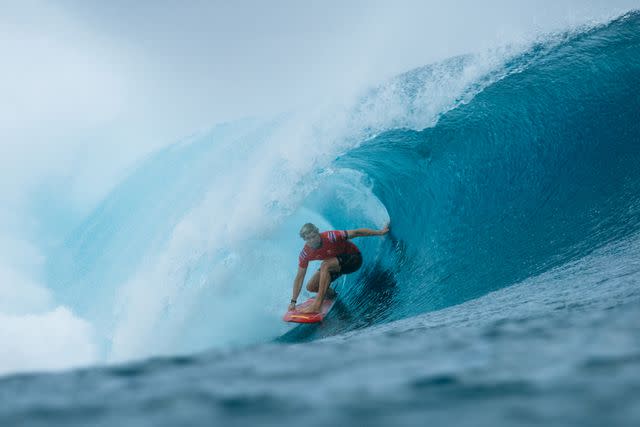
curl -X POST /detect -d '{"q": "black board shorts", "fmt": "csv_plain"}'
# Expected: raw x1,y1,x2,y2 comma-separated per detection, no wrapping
330,252,363,282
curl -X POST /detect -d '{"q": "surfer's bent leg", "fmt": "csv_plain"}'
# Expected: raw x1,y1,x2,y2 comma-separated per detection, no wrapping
318,258,340,304
306,271,321,292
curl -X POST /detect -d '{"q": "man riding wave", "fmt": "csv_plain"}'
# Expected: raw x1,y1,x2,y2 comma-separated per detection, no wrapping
289,222,390,314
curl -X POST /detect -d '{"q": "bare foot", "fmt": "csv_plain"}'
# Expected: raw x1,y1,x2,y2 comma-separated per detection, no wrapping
299,304,320,314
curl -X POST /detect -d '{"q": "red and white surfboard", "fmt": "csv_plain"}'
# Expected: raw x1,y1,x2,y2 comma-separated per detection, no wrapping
283,298,335,323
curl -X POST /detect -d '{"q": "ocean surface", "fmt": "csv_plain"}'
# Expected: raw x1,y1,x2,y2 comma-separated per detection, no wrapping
2,11,640,427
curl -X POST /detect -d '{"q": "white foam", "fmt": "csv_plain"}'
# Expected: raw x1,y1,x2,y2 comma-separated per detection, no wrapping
0,307,98,377
0,237,99,377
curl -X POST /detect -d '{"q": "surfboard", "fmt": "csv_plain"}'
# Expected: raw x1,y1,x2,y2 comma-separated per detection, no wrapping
283,297,335,323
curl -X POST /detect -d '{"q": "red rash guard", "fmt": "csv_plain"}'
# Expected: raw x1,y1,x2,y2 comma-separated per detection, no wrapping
298,230,360,268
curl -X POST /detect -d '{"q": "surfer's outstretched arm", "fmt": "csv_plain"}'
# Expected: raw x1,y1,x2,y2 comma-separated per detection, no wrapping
347,223,390,239
289,267,307,311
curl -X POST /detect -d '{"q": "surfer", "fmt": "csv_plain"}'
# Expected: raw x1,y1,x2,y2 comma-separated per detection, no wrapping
289,222,390,314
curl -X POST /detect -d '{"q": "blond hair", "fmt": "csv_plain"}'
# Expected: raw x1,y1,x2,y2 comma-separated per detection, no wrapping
299,223,319,238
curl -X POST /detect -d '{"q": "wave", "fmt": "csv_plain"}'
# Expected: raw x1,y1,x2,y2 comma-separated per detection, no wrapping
47,12,640,357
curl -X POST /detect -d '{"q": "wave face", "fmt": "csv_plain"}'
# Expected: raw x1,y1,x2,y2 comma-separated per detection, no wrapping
46,13,640,359
328,11,640,326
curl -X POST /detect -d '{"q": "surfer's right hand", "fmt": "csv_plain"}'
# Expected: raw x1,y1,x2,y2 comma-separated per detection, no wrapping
380,223,390,235
288,302,296,312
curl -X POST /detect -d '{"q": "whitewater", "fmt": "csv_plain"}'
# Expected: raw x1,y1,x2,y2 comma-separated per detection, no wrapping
1,8,640,427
